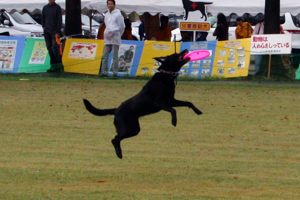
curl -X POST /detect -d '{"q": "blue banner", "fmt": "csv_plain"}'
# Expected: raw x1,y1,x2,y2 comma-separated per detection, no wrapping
0,36,26,73
107,40,144,77
179,41,217,78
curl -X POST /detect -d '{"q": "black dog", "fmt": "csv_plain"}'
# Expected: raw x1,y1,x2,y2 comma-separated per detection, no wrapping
83,49,202,159
182,0,213,21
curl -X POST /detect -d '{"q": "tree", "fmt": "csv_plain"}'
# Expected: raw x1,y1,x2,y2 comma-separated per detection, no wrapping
258,0,288,78
264,0,280,34
65,0,82,37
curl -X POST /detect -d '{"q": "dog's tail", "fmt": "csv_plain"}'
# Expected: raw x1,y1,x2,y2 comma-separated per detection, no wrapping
83,99,116,116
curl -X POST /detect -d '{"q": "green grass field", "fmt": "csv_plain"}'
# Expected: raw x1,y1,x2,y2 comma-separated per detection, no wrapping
0,77,299,199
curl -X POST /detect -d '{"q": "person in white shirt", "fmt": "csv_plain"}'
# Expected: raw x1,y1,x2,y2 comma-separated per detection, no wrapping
253,20,264,35
99,0,125,77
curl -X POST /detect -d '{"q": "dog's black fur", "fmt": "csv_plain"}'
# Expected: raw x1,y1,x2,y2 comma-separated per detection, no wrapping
83,49,202,159
182,0,212,21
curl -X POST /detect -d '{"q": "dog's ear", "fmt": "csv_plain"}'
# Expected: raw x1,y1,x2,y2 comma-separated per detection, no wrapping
154,57,166,63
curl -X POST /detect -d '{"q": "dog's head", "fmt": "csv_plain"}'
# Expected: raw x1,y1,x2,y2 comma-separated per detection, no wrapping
154,49,190,72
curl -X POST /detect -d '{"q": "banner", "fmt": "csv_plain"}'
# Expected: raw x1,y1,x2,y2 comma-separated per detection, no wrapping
0,36,26,73
179,41,217,77
18,38,50,73
296,63,300,79
63,38,104,75
136,41,181,76
106,40,144,76
212,39,251,78
250,34,292,55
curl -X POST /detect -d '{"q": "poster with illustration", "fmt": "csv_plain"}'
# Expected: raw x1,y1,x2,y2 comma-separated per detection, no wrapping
18,38,51,73
0,40,17,71
69,42,98,59
62,38,104,75
179,40,217,78
0,36,25,73
29,41,48,64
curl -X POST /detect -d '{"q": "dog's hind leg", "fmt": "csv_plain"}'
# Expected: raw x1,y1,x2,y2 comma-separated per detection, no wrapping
172,99,202,115
112,116,141,159
111,135,122,159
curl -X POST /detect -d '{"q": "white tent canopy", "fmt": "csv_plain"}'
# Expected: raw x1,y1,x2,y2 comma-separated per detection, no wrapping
87,0,300,16
88,0,187,16
1,0,299,16
0,0,91,12
207,0,300,16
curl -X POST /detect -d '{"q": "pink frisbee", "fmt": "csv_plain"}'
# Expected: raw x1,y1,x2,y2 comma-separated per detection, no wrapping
184,50,210,61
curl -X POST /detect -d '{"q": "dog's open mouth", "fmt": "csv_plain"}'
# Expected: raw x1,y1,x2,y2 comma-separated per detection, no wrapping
179,49,190,62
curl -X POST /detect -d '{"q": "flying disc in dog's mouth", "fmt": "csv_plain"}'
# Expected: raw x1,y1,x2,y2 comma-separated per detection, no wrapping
183,50,210,61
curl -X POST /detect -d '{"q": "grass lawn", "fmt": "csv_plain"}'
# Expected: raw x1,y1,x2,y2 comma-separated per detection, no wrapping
0,77,299,199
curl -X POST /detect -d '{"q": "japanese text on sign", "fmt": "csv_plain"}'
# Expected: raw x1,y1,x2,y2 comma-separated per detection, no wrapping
250,34,292,55
180,22,210,31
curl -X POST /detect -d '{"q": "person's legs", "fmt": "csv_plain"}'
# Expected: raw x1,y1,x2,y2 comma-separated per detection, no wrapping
111,45,120,75
255,55,263,75
44,32,63,72
100,45,112,75
44,32,55,65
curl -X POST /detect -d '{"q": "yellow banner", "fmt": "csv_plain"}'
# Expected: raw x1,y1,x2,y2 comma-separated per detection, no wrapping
62,38,104,75
212,38,251,78
136,41,181,76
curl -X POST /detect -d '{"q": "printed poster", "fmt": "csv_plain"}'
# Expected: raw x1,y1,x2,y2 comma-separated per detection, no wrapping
136,41,181,76
107,40,144,76
179,41,217,78
29,41,48,64
212,39,251,78
63,38,104,75
0,36,26,73
69,42,98,59
0,39,17,71
18,38,51,73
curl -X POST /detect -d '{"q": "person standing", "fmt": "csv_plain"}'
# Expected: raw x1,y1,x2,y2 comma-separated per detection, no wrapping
97,16,106,40
235,17,253,39
99,0,125,77
121,18,133,40
213,13,229,41
155,16,172,41
42,0,63,72
253,19,264,75
138,15,146,41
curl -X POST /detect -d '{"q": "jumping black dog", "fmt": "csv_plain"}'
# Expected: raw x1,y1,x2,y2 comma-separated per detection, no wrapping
83,49,202,159
182,0,213,21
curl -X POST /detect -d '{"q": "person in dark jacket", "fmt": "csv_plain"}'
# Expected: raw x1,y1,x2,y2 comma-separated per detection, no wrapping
213,13,229,41
42,0,63,72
